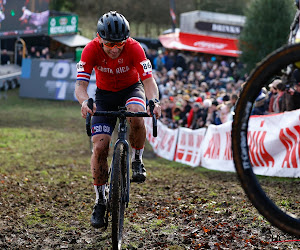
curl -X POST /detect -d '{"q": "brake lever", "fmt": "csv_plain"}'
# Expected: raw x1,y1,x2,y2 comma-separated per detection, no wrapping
148,100,157,137
86,98,94,136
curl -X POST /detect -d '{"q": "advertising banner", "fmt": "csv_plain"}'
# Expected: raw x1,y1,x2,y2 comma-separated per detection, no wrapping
19,58,96,101
247,110,300,177
150,109,300,178
145,118,178,161
174,127,206,167
159,32,240,57
48,15,78,36
195,21,243,36
200,121,234,172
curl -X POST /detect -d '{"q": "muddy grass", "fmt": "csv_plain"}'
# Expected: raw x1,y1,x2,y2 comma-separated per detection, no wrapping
1,90,300,249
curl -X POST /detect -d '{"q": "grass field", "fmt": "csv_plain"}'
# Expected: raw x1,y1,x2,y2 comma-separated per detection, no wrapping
1,89,300,249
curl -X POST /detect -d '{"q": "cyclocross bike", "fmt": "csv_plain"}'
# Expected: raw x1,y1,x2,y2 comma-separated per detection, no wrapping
232,2,300,237
86,98,157,249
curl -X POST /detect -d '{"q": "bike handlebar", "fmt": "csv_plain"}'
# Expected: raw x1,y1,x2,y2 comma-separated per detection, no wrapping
148,99,157,137
85,98,157,137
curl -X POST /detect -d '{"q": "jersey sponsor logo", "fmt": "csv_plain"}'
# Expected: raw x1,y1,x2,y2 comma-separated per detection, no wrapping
40,61,77,79
92,123,112,135
118,58,123,64
194,41,227,50
77,61,86,72
140,59,152,73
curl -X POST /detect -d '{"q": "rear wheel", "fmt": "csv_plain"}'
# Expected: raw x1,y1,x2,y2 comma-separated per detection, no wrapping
111,143,127,249
232,43,300,236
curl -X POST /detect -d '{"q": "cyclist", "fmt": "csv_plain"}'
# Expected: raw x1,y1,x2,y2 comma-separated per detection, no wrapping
75,11,161,228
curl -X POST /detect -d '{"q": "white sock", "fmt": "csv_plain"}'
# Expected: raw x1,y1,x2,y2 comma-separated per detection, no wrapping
94,184,107,204
131,147,144,162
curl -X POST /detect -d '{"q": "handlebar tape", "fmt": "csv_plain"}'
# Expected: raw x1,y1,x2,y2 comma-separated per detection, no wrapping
148,100,157,137
86,98,94,136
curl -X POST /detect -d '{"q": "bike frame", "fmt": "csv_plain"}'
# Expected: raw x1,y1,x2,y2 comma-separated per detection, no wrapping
85,99,157,246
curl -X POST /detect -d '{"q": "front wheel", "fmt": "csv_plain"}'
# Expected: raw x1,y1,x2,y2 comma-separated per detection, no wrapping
111,143,128,250
232,43,300,236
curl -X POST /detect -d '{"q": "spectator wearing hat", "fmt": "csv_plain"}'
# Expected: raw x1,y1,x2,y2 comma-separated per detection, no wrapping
252,91,267,115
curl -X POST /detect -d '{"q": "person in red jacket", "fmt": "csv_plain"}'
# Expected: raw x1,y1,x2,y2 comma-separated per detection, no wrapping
75,11,161,229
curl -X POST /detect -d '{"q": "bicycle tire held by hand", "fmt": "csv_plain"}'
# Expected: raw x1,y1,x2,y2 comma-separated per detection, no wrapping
232,42,300,237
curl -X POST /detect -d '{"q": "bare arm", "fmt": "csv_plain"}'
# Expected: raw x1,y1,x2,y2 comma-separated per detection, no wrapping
143,77,161,118
75,80,95,118
75,80,89,104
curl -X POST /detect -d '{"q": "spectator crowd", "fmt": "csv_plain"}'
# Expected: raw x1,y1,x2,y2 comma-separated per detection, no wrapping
1,45,74,67
145,49,300,130
1,42,300,124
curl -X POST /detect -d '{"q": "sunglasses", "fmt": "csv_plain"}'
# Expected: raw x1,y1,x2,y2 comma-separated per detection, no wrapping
103,40,126,49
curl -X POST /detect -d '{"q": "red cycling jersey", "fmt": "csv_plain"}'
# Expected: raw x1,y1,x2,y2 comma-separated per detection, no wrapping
76,37,153,92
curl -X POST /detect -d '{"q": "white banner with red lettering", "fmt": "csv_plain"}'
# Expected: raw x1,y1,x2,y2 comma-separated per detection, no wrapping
174,127,206,167
200,121,234,171
146,109,300,178
247,110,300,177
144,118,178,161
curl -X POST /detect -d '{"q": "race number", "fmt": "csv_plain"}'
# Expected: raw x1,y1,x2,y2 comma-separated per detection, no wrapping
140,59,152,73
76,60,86,72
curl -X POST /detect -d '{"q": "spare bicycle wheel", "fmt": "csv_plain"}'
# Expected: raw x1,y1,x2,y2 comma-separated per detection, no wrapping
232,43,300,236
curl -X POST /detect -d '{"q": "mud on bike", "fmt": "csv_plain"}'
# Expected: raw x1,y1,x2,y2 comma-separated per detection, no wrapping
85,98,157,249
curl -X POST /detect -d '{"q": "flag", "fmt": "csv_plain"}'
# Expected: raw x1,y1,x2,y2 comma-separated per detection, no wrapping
169,0,176,31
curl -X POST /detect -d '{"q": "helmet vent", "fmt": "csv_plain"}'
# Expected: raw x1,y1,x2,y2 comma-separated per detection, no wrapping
107,22,112,33
114,21,119,33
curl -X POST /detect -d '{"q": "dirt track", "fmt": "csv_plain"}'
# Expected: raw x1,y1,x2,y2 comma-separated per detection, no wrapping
1,156,300,249
1,91,299,249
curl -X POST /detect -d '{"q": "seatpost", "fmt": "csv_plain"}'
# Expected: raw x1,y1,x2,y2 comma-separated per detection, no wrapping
118,107,127,140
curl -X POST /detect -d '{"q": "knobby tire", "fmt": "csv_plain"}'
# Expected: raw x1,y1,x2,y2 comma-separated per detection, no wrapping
111,143,127,249
232,43,300,237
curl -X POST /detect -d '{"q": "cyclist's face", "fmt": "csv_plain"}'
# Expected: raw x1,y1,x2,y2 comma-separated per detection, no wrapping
99,38,125,59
